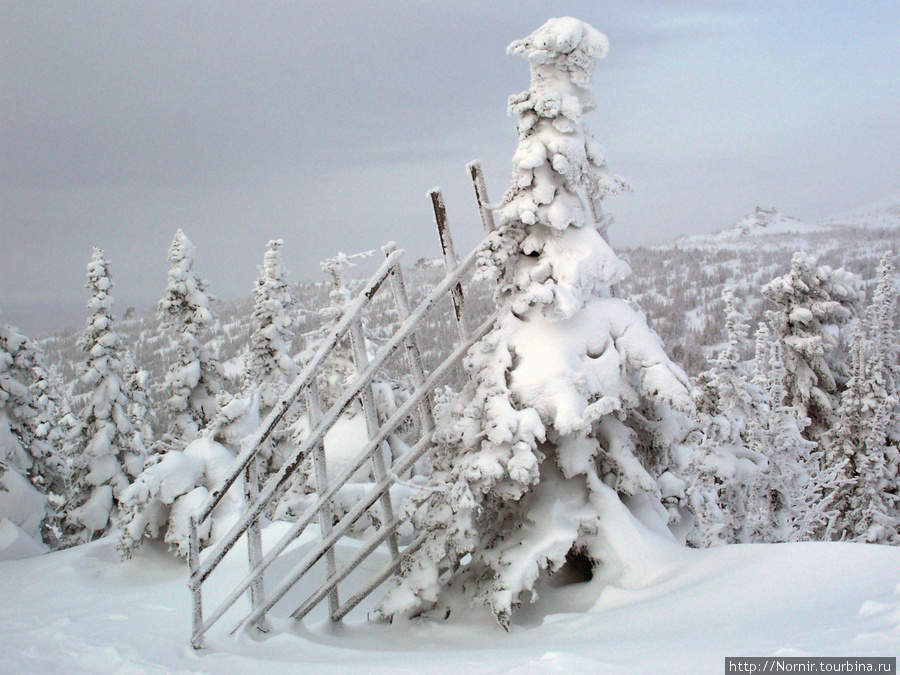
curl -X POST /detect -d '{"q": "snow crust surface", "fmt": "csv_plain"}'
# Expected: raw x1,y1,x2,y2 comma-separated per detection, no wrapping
1,531,898,674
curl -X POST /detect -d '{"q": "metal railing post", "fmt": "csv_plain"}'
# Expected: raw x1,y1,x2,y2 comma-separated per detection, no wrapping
189,515,204,649
349,317,400,560
306,377,340,617
244,452,269,633
467,161,496,235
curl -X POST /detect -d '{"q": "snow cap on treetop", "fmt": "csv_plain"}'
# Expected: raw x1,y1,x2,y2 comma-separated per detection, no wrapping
168,229,196,263
507,17,609,85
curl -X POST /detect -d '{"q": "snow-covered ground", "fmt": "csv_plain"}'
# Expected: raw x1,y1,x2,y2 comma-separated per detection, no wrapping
2,528,898,674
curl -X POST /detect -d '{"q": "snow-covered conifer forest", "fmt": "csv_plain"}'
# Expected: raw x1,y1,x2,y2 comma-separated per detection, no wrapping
2,15,899,675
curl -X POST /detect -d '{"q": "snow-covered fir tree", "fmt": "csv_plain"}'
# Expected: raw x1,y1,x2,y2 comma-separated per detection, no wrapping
308,250,410,422
866,251,900,453
826,264,900,544
0,317,68,545
122,353,155,461
307,251,374,408
686,290,767,546
745,323,844,543
762,252,859,446
0,322,67,495
276,251,367,498
62,249,144,545
378,18,694,627
240,239,299,476
244,239,300,410
28,360,73,547
119,234,236,558
156,230,224,447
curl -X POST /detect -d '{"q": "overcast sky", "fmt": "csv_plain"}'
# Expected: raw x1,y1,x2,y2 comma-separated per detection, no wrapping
3,1,899,335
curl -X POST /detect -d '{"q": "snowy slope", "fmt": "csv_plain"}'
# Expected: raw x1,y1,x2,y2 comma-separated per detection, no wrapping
674,193,900,249
715,207,830,240
1,531,898,674
678,207,832,246
817,194,900,230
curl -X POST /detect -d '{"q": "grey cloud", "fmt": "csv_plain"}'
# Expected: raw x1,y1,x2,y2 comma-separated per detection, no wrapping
2,1,899,336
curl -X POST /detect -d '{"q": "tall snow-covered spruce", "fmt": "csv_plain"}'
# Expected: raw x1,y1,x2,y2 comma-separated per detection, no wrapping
761,252,859,447
686,289,767,546
826,252,900,544
244,239,300,412
63,249,144,545
378,18,694,626
117,232,231,558
156,230,224,447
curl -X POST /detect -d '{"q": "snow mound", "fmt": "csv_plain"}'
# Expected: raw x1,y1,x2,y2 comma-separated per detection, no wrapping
118,436,241,558
0,518,47,561
0,466,47,540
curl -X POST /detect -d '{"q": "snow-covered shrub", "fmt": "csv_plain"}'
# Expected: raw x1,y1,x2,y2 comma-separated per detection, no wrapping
156,230,224,446
0,464,48,559
62,250,145,546
205,389,261,451
119,386,259,559
378,18,694,627
118,436,240,558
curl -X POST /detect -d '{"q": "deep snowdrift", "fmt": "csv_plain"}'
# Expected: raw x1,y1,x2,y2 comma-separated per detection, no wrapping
1,528,898,674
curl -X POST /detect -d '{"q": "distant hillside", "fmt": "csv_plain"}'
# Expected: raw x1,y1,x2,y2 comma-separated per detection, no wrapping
619,195,900,375
37,194,900,410
816,194,900,230
679,207,832,245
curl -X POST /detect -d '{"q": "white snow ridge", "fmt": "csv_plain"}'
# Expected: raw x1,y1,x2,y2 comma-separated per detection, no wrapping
714,207,828,240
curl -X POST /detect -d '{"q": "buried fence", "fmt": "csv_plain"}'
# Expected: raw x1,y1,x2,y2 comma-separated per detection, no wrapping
187,162,497,648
